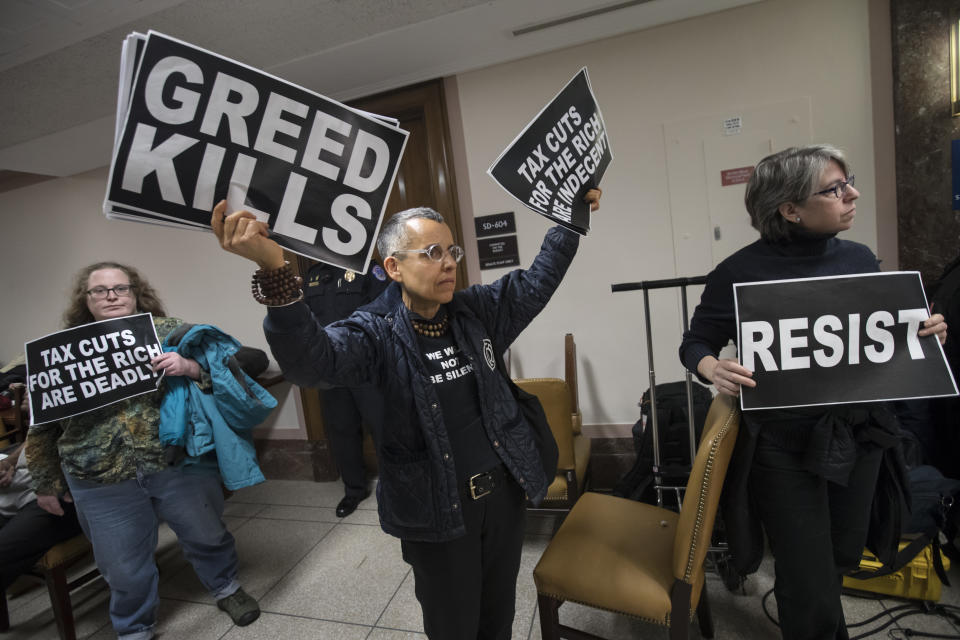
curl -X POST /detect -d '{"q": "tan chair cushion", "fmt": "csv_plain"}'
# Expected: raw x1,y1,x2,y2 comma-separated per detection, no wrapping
534,492,682,625
535,395,740,628
36,535,92,570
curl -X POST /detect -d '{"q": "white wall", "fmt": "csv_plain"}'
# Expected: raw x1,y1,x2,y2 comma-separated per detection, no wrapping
1,0,886,436
453,0,881,430
0,168,304,439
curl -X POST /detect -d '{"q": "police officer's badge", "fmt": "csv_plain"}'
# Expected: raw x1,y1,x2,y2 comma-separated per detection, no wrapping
372,265,387,281
482,339,496,371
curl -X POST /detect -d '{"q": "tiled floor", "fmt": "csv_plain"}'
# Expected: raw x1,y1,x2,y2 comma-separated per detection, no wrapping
4,479,960,639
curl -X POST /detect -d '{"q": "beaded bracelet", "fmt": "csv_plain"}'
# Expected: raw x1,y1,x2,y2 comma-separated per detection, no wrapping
251,261,304,306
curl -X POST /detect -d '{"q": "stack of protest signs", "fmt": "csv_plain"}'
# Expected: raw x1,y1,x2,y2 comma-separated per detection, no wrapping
104,31,409,274
488,68,612,235
734,272,958,410
25,314,164,426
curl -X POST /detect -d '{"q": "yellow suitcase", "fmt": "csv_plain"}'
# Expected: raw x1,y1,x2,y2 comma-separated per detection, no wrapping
842,542,951,602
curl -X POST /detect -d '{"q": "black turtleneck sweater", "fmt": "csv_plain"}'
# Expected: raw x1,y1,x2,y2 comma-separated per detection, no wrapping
679,230,882,451
680,230,880,377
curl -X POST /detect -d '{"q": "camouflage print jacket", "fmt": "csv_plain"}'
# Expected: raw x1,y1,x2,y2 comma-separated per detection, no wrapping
25,317,209,495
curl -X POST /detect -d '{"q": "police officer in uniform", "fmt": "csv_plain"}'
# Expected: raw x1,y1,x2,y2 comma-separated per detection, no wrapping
304,260,389,517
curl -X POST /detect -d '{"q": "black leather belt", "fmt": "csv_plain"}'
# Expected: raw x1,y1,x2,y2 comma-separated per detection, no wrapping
464,466,506,500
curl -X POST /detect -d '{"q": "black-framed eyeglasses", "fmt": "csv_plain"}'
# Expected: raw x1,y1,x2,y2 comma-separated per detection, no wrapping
393,243,465,263
811,175,855,199
86,285,135,299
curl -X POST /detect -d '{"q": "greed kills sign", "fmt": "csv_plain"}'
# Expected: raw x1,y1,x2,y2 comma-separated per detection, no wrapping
734,272,957,410
105,31,408,273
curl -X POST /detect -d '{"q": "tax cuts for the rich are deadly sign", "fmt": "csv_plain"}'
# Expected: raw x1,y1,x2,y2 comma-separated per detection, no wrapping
105,31,408,273
487,68,611,235
734,272,958,410
25,314,163,425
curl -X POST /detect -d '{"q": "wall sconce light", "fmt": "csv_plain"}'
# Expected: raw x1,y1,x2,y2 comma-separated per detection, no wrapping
952,13,960,116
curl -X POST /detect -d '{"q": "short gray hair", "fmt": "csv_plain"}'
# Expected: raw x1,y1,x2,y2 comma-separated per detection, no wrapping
376,207,445,257
745,144,851,242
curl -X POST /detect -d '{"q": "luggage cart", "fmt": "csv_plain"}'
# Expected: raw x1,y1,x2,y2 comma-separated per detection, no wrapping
611,275,706,508
612,275,745,592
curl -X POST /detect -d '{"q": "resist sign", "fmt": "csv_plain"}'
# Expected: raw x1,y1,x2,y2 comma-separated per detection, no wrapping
734,272,957,410
25,314,163,425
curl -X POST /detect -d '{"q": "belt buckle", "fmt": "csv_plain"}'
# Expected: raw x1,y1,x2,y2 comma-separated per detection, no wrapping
469,471,493,500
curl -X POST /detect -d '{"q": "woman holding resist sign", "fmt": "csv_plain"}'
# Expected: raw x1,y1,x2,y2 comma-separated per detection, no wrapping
679,145,946,640
26,262,260,640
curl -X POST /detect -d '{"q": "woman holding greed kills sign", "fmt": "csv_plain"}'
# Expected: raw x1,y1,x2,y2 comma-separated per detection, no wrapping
26,263,260,639
679,145,947,640
212,189,600,640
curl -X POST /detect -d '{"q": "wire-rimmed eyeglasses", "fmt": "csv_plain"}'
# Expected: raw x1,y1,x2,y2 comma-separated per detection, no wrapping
86,285,135,299
811,175,855,199
393,243,465,263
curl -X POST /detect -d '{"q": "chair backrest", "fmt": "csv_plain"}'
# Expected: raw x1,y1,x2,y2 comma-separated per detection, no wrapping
564,334,582,434
672,393,740,586
514,378,576,470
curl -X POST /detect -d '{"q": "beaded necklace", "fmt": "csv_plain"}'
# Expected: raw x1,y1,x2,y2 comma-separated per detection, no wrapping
411,315,449,337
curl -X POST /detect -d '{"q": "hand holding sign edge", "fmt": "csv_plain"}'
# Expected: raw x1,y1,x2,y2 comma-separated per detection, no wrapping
920,310,947,345
699,355,755,397
211,200,285,270
584,187,601,212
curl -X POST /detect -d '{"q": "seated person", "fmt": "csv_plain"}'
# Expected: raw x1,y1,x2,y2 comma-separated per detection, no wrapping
0,440,83,592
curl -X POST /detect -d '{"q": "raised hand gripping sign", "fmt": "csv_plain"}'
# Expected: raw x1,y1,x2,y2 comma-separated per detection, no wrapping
105,31,408,274
25,314,163,425
487,68,611,235
734,272,958,410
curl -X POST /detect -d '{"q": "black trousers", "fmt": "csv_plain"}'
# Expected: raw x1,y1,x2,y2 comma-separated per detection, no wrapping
320,387,381,498
0,499,83,591
400,472,527,640
750,442,882,640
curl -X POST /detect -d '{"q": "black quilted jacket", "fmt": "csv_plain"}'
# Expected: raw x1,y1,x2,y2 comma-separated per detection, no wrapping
263,226,580,541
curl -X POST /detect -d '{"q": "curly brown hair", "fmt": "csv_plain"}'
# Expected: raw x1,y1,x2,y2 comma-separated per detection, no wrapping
63,262,167,328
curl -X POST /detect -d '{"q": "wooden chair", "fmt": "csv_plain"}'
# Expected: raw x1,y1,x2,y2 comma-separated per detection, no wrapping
533,393,740,639
516,334,591,512
1,535,101,640
0,384,102,640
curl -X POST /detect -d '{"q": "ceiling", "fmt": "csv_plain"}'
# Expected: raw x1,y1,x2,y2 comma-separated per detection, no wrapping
0,0,760,179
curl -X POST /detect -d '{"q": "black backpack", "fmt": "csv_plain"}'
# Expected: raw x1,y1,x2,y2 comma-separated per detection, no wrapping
850,462,960,585
613,381,713,504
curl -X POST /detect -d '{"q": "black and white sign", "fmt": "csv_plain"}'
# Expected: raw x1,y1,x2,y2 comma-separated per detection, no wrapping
474,212,516,239
105,31,408,273
25,314,163,425
734,272,958,410
487,68,611,236
477,235,520,270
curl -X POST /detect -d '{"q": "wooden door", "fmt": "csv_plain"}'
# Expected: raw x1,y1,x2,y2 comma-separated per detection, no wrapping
292,78,463,458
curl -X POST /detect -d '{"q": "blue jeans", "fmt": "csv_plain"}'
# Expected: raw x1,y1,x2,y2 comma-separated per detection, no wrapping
65,467,240,640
